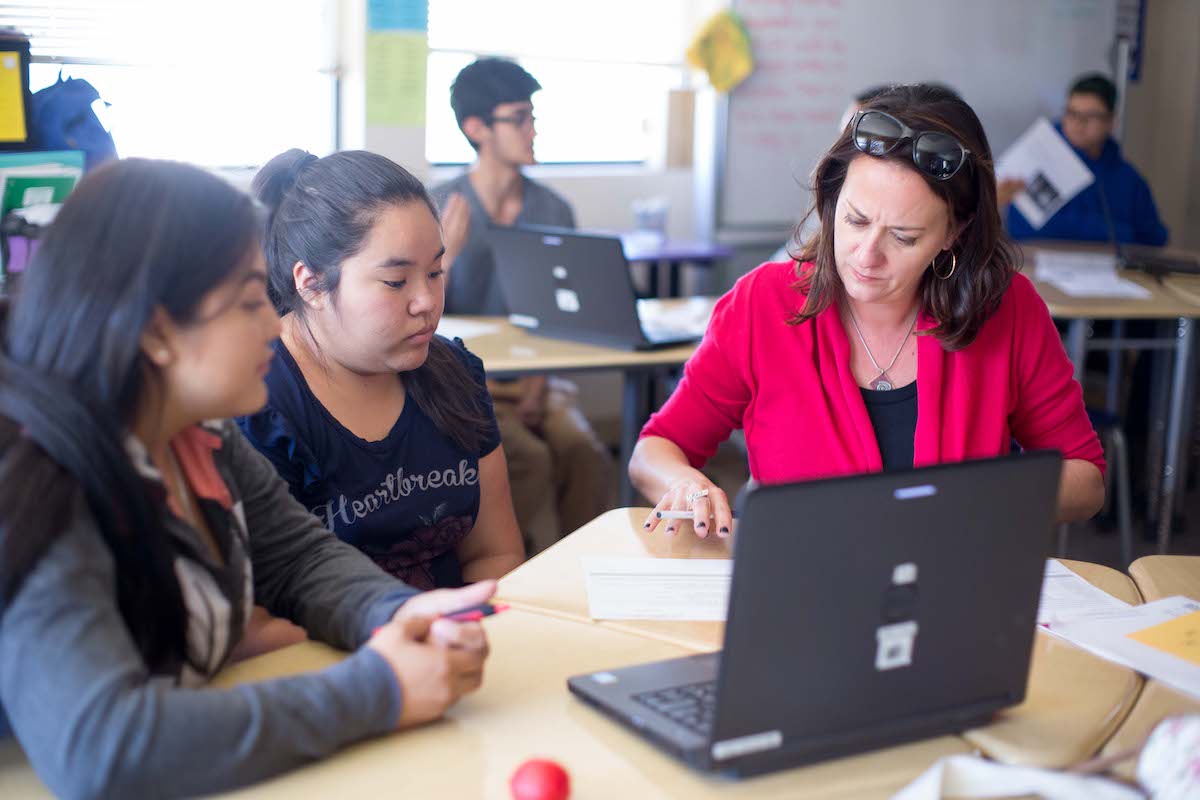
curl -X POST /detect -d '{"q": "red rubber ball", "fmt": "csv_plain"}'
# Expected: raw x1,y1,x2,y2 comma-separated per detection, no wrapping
509,758,570,800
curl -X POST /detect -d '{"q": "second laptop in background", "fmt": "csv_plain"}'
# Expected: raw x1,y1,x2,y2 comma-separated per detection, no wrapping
489,224,708,350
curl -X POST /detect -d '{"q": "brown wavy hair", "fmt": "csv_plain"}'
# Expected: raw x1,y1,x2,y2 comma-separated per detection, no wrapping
789,84,1020,351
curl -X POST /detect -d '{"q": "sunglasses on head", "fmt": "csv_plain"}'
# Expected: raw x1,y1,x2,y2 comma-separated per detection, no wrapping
851,109,972,181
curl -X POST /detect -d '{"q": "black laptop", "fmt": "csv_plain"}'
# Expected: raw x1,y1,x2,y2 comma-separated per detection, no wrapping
568,452,1062,777
488,225,706,350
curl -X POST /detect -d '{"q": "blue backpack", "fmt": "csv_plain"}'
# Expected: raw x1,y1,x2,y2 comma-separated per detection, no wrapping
30,74,117,171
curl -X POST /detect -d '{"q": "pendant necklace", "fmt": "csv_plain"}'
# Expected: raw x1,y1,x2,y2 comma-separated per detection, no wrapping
846,305,918,391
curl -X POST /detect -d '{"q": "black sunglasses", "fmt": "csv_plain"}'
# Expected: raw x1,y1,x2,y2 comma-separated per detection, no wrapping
851,109,972,181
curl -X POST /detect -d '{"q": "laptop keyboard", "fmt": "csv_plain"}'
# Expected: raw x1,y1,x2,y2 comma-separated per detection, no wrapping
633,680,717,735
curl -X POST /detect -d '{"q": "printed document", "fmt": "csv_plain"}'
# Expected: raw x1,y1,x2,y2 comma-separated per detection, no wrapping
996,118,1094,230
583,557,731,621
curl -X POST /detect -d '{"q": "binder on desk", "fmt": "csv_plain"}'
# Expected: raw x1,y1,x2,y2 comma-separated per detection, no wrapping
0,151,83,219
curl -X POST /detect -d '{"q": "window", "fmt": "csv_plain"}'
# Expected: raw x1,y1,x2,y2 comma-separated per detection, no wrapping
426,0,694,166
2,0,337,167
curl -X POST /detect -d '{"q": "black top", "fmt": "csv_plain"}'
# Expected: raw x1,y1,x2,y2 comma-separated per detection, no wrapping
860,381,918,471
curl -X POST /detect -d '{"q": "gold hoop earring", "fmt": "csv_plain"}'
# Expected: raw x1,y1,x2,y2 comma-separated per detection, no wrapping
933,252,956,280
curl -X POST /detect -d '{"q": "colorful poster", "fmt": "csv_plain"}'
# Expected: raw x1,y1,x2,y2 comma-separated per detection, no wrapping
0,52,27,143
368,0,427,32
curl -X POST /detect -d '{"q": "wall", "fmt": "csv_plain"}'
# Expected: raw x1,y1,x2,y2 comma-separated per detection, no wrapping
1120,0,1200,249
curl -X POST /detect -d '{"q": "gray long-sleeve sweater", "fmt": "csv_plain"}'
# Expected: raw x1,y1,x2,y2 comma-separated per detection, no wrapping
0,421,420,799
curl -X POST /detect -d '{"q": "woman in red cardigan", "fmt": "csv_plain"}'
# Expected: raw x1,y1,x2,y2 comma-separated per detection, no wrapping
632,84,1105,537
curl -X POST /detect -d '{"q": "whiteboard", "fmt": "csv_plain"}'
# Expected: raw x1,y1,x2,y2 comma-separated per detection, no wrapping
718,0,1119,231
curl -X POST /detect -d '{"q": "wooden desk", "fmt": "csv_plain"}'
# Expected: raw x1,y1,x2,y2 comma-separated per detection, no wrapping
1025,242,1200,554
960,560,1143,769
1127,555,1200,602
1096,555,1200,780
0,610,970,799
438,300,715,505
499,508,1146,770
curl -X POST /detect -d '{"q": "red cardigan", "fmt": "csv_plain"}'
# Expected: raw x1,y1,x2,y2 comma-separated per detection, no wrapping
641,261,1105,482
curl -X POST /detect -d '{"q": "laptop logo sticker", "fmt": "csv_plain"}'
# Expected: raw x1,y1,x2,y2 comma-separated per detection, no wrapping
875,621,918,671
509,313,540,329
555,289,581,313
711,730,783,761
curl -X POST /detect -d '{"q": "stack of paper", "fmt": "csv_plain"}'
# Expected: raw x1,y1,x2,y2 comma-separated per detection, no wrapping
1037,558,1132,626
1049,596,1200,701
582,556,731,621
1034,250,1151,299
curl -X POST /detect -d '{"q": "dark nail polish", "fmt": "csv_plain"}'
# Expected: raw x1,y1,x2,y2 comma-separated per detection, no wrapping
720,526,729,534
643,522,650,528
696,521,706,528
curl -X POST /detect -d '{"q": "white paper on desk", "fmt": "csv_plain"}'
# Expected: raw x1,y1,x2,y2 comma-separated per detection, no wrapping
1049,596,1200,701
1034,251,1151,299
1037,559,1132,626
996,118,1094,230
582,557,731,621
435,318,500,340
894,754,1141,800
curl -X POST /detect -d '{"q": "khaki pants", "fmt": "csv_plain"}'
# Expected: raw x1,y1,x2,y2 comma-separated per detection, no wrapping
493,379,614,553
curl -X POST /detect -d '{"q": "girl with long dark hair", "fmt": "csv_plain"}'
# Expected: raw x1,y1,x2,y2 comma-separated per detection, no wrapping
0,159,492,798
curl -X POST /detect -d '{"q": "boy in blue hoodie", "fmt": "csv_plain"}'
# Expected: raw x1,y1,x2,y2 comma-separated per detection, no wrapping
1005,73,1168,246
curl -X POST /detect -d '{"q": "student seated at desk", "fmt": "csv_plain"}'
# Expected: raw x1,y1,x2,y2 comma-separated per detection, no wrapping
630,85,1107,536
239,149,525,590
430,57,612,550
0,159,492,798
1002,73,1169,246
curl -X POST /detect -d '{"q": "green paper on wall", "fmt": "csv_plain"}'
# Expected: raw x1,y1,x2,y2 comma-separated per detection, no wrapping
366,31,427,126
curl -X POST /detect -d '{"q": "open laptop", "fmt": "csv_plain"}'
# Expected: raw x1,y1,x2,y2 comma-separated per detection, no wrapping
489,224,707,350
568,452,1062,777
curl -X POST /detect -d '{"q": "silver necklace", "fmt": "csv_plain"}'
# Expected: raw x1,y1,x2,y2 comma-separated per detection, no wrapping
846,305,918,391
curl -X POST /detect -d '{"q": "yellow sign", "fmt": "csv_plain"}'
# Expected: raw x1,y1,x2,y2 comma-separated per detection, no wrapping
1128,609,1200,666
686,10,754,94
0,52,27,143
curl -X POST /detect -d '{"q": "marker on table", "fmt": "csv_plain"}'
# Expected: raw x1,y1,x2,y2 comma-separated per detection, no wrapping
371,602,510,636
441,601,510,622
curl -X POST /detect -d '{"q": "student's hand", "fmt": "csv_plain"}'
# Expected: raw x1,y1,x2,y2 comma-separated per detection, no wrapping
997,178,1025,208
368,613,489,729
644,472,733,539
390,579,497,649
440,193,471,270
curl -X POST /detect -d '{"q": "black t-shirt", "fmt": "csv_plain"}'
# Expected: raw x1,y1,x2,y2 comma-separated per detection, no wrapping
238,336,501,590
860,381,917,471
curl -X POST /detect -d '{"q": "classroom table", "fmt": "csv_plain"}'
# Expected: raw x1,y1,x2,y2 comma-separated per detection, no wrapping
1025,242,1200,555
437,298,716,506
621,233,734,298
1096,554,1200,780
0,611,970,800
496,507,1150,770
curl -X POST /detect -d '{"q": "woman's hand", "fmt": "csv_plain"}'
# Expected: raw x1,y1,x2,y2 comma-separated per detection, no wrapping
368,580,495,728
643,472,733,539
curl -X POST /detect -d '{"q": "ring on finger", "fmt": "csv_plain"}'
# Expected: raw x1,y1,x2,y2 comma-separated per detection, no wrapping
685,488,710,503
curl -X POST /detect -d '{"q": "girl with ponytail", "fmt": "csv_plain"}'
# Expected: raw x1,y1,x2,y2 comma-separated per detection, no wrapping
239,149,524,590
